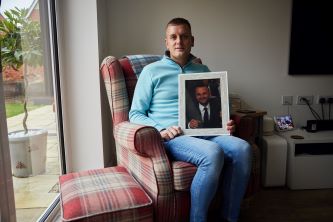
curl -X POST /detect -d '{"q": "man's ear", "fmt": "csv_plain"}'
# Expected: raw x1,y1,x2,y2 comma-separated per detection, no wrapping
191,36,194,47
165,38,169,50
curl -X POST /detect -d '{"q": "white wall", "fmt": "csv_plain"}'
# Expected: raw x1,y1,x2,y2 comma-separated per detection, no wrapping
54,0,333,171
57,0,104,171
96,0,117,167
105,0,333,128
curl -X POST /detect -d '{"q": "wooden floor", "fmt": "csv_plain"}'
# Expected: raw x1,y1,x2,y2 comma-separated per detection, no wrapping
53,187,333,222
239,187,333,222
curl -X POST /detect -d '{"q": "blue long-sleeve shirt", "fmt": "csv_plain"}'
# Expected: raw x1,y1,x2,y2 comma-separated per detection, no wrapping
129,55,210,131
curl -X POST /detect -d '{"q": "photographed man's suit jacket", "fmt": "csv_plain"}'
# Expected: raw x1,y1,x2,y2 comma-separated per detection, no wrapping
186,97,222,128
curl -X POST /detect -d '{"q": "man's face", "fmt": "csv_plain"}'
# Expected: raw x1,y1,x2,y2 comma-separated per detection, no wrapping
195,86,210,105
165,24,194,63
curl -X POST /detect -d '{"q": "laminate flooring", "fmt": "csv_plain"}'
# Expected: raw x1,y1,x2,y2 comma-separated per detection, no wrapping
239,187,333,222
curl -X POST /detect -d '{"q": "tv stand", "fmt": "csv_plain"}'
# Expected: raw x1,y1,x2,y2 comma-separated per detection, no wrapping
278,129,333,190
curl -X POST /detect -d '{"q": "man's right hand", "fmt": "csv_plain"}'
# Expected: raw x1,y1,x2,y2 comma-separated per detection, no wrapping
189,119,201,129
160,126,182,141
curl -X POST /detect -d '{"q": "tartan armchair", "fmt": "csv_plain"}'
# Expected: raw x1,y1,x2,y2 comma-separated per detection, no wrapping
100,55,259,222
101,55,196,222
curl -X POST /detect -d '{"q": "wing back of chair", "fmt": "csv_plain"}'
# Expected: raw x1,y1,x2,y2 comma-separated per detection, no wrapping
119,55,163,106
100,56,130,125
100,55,163,126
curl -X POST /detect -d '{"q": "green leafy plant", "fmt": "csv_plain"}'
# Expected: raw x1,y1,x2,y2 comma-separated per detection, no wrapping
0,7,43,134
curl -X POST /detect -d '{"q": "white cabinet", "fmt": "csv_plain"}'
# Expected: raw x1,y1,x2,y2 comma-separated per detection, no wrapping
262,134,288,187
279,129,333,190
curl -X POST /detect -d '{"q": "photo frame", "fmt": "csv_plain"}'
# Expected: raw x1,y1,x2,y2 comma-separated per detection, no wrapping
273,115,295,132
179,71,230,136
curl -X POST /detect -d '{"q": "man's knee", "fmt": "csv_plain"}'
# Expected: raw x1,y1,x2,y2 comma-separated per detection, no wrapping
205,144,224,166
235,140,252,176
240,140,252,160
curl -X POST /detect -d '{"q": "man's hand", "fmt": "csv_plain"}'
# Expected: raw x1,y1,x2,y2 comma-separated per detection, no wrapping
160,126,183,141
189,119,201,129
227,119,236,134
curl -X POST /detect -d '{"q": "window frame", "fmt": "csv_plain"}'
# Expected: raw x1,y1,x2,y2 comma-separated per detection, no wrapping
0,0,66,221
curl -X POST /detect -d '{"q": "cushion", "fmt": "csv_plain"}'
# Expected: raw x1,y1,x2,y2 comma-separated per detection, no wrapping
59,166,153,222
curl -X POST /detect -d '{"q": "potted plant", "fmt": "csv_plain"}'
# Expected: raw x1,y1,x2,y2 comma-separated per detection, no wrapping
0,8,47,177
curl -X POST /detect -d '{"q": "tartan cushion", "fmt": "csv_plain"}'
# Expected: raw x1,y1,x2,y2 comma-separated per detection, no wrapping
59,166,153,222
125,55,162,78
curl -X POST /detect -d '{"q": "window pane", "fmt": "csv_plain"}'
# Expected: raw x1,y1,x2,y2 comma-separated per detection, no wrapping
1,0,63,221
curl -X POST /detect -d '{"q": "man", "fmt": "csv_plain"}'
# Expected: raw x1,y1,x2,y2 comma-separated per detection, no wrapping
129,17,251,222
187,83,222,129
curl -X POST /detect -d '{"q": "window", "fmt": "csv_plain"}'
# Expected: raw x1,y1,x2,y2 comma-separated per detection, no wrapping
0,0,65,221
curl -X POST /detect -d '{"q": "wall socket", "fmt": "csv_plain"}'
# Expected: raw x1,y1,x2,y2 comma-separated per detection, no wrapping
281,96,293,105
316,95,333,104
296,95,314,105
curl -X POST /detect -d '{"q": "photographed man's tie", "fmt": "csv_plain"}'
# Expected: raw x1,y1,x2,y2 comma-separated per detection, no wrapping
203,107,209,126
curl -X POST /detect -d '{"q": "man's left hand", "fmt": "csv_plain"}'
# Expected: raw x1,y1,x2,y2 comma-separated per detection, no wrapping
160,126,183,141
227,119,235,134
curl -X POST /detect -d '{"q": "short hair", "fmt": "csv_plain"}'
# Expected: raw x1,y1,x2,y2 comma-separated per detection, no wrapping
166,17,191,32
194,83,209,89
194,83,210,93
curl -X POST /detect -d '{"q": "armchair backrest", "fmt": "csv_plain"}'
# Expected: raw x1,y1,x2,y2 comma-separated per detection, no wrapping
100,55,162,126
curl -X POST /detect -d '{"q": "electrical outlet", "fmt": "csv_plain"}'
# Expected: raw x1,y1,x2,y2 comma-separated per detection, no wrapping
296,95,314,105
281,96,293,105
316,95,333,104
317,96,326,104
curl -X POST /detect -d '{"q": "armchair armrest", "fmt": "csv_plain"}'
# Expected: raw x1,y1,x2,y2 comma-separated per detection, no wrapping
114,121,174,197
114,121,168,158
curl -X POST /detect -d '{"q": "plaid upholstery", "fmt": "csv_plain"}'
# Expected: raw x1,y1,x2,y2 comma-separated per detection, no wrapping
101,56,129,126
125,55,162,78
114,121,176,221
59,166,153,222
114,121,174,194
118,58,137,106
114,121,196,194
100,55,198,221
172,161,197,191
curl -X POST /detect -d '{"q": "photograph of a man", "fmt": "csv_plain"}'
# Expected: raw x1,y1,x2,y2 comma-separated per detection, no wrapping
186,81,222,129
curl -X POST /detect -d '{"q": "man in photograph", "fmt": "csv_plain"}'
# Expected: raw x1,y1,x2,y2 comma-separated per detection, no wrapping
187,83,222,129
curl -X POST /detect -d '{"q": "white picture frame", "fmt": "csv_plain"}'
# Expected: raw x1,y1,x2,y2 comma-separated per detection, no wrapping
179,71,230,136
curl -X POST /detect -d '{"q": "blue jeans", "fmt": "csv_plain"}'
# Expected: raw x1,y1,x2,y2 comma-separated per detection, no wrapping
164,135,252,222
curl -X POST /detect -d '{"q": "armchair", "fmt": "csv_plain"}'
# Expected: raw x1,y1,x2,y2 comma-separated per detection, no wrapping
100,55,260,221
